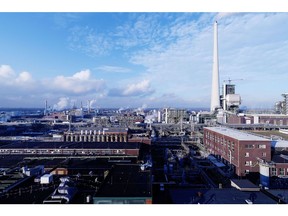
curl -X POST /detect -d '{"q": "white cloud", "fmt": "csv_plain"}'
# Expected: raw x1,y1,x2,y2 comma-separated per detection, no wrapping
0,65,15,79
15,71,33,84
0,65,39,107
68,13,198,57
0,65,108,108
114,14,164,49
108,79,154,97
123,79,153,96
51,69,106,95
0,65,35,88
68,26,112,56
215,12,239,21
95,65,131,73
72,70,90,80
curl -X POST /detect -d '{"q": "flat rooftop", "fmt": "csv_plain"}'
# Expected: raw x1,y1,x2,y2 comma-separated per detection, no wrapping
247,113,288,117
73,127,128,133
204,127,270,141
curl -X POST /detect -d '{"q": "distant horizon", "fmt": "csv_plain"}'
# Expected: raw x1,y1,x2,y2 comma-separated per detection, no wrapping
0,106,276,112
0,106,210,110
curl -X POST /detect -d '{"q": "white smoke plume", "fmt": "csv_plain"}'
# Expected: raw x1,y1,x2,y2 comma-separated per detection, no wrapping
89,99,97,108
53,97,71,111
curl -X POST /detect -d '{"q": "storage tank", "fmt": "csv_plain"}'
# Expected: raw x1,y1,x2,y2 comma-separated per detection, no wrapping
259,164,270,188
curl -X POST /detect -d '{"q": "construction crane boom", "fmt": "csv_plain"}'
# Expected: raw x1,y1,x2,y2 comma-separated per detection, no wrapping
223,78,244,84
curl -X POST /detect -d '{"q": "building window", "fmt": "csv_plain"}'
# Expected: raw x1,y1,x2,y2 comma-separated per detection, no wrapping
245,170,250,174
245,144,254,149
258,144,266,149
271,168,277,176
245,152,249,157
262,152,266,157
279,168,285,176
245,161,252,166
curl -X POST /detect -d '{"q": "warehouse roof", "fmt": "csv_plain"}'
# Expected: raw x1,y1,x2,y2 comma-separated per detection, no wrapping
204,127,270,141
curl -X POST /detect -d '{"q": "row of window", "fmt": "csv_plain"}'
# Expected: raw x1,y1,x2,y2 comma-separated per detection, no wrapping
271,167,287,176
205,133,235,146
244,144,266,149
245,152,266,157
205,142,235,154
205,133,267,150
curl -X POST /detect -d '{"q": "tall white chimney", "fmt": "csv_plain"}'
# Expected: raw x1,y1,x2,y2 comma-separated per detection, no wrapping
210,21,220,112
165,108,168,124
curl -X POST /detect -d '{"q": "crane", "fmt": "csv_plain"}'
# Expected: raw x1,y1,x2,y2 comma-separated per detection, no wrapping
223,78,244,84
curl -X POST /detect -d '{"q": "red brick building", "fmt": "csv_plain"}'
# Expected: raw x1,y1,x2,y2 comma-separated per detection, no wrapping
203,127,271,176
226,113,288,125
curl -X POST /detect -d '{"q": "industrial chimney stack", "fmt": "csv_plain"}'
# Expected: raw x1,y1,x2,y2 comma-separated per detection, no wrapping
210,21,220,112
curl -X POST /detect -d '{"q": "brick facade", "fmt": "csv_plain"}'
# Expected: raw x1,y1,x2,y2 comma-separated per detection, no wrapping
204,127,271,176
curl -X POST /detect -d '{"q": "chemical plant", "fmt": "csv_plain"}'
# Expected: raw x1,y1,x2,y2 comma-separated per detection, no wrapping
1,21,288,205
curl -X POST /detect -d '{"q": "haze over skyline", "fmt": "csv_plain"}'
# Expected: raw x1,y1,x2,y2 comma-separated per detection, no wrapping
1,12,288,110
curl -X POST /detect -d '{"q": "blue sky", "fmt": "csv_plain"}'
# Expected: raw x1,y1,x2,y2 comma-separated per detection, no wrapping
1,12,288,109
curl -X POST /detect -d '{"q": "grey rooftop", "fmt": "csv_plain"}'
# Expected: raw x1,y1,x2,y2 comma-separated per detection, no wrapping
204,127,270,141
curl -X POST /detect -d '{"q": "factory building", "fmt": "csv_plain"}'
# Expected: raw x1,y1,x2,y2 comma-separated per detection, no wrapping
203,127,271,177
275,93,288,115
63,128,128,143
226,113,288,126
162,108,189,124
220,81,241,112
204,127,288,186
